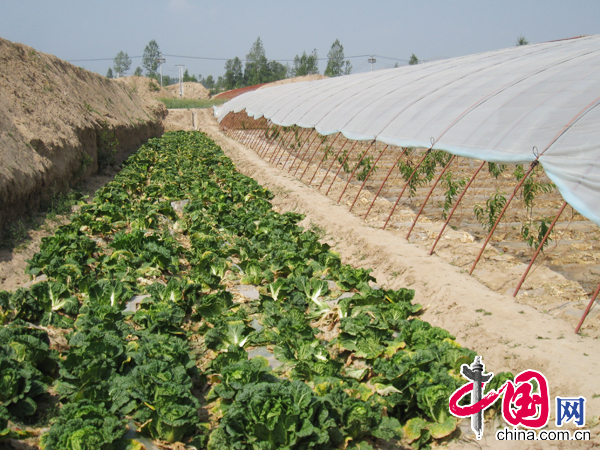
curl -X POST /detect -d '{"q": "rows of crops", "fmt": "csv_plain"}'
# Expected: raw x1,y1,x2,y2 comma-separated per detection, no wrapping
0,131,511,449
221,118,600,323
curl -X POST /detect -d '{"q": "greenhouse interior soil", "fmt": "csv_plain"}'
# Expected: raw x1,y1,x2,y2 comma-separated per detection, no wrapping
164,108,600,449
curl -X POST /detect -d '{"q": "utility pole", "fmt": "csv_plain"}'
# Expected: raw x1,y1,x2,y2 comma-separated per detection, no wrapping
175,64,185,98
368,55,376,71
157,54,166,87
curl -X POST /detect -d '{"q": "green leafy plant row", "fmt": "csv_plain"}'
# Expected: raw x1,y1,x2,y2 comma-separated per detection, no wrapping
0,131,509,449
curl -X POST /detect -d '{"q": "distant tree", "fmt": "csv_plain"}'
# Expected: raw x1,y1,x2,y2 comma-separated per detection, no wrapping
183,69,198,82
244,37,269,86
134,67,143,76
265,61,288,82
203,75,216,90
409,54,419,65
106,67,114,79
324,39,352,77
162,75,173,86
516,35,529,46
394,62,399,68
214,75,225,94
142,40,161,76
292,49,319,77
224,57,244,90
113,51,132,77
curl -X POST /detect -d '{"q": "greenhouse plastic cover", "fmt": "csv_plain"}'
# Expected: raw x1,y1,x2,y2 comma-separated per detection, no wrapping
215,36,600,226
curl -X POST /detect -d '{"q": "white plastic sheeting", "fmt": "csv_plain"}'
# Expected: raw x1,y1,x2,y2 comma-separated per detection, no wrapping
216,36,600,226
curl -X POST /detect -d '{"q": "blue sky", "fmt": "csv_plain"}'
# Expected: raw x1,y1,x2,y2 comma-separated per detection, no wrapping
2,0,599,80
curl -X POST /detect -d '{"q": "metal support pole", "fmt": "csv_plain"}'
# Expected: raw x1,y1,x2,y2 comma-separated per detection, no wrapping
251,121,265,150
337,140,375,204
231,114,242,139
406,155,456,239
575,282,600,334
246,127,259,150
349,145,389,212
513,201,568,297
383,150,432,230
469,161,539,275
318,138,350,190
430,160,486,255
269,127,294,164
292,130,320,176
235,114,246,142
302,133,340,182
298,133,340,180
282,127,309,168
257,121,273,156
363,147,408,221
247,120,259,149
269,126,289,163
261,125,281,158
283,127,309,171
276,127,305,166
287,130,317,172
309,134,342,186
271,126,295,164
326,140,359,196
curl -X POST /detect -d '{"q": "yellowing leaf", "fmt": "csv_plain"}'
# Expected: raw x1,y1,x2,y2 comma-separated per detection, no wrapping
427,416,458,439
384,341,406,358
124,439,147,450
403,417,427,443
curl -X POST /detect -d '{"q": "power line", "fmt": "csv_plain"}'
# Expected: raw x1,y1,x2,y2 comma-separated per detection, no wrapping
161,53,374,62
67,53,409,64
68,56,143,62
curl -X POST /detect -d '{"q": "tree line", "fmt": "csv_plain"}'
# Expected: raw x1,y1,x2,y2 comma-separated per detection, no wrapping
105,37,353,94
104,35,529,92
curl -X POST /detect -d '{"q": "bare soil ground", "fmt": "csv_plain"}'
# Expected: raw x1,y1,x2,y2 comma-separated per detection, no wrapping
113,75,175,100
164,82,210,99
166,108,600,449
0,39,165,232
257,74,328,89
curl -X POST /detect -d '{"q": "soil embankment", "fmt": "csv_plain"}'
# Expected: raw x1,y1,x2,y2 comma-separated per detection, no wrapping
0,38,166,232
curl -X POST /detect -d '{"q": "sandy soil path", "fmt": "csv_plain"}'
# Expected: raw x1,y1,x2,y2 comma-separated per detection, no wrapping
163,108,600,449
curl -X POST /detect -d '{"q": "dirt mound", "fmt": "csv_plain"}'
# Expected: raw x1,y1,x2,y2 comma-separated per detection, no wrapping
113,75,174,100
258,74,328,89
215,75,329,100
164,81,210,99
0,38,166,232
